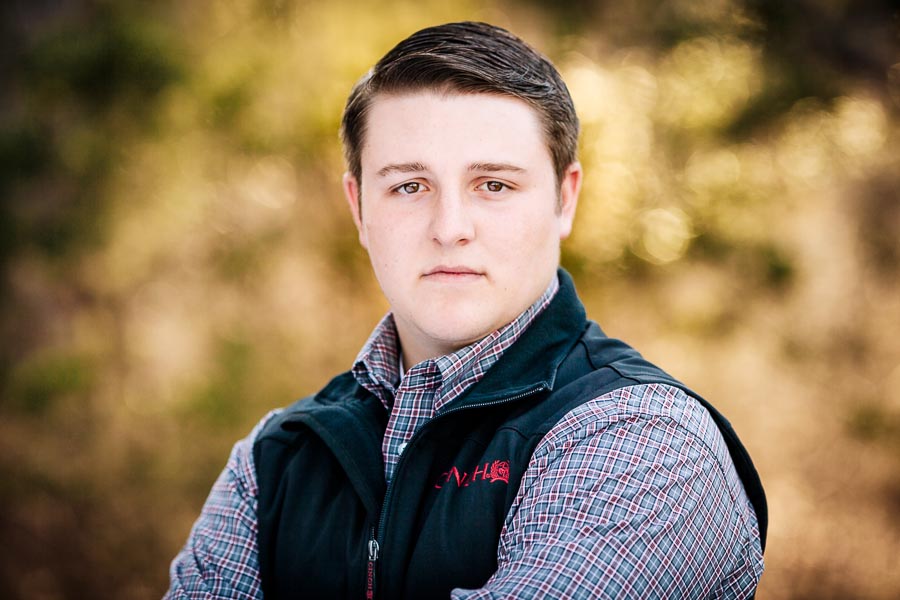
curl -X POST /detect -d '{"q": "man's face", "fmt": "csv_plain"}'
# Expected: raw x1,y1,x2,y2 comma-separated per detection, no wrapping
343,91,581,365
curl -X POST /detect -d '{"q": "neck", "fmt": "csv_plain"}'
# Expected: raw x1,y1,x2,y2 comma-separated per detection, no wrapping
398,333,462,372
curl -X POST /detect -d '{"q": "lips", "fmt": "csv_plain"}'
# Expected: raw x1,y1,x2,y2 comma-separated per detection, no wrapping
422,266,485,281
424,265,482,276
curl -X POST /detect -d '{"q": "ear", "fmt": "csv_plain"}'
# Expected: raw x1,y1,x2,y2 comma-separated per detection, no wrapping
557,161,582,240
342,172,367,248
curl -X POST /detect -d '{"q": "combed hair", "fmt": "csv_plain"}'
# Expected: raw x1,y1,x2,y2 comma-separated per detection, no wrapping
340,21,580,184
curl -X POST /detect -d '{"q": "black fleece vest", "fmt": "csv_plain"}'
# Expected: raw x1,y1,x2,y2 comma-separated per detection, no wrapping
254,271,768,600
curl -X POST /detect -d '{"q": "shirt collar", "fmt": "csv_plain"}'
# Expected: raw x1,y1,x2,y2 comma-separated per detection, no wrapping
351,313,403,407
352,275,560,410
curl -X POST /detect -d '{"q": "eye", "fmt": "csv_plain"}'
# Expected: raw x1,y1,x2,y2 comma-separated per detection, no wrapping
477,180,509,193
395,181,424,195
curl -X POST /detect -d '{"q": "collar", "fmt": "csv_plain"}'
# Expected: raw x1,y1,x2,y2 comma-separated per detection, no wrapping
279,268,589,514
351,275,561,412
440,268,588,409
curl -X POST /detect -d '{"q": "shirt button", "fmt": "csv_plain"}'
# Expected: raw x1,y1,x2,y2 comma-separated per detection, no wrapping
398,442,408,455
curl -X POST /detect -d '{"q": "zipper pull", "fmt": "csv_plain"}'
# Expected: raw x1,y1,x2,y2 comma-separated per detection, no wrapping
366,529,379,599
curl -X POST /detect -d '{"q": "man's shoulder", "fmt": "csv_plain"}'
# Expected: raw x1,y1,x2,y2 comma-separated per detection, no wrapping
535,382,753,521
536,322,701,432
252,369,392,458
546,381,722,447
252,395,316,445
573,323,692,391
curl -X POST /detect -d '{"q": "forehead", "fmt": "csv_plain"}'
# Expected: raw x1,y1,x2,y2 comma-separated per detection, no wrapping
360,92,553,173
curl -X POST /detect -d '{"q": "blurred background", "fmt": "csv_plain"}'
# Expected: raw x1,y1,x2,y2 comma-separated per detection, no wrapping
1,0,898,597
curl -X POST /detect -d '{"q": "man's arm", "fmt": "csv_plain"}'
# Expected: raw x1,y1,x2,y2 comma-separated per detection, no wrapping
164,412,279,599
452,383,764,600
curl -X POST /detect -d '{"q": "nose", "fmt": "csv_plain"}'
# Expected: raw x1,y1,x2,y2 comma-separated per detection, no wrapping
429,189,475,247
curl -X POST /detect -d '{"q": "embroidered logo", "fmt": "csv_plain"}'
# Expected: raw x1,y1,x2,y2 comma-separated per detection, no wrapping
434,459,511,489
488,459,510,484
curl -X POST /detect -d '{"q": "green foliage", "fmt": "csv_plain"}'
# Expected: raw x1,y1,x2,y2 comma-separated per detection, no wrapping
0,2,187,268
182,336,254,429
0,122,50,187
848,404,900,444
21,5,184,115
6,351,95,416
0,0,898,598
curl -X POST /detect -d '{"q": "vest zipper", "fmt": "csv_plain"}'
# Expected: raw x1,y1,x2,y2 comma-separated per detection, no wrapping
367,383,548,599
366,527,379,599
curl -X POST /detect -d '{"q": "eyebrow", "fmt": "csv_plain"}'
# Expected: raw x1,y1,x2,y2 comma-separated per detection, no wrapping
468,162,526,173
376,162,427,177
375,161,527,177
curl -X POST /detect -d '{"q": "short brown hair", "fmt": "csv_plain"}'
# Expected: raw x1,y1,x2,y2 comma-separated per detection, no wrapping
340,21,580,184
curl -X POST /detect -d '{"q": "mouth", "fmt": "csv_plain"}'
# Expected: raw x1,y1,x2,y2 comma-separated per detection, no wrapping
422,265,485,280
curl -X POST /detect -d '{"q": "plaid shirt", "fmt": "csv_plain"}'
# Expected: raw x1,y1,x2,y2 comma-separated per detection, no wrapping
166,278,764,599
352,276,559,483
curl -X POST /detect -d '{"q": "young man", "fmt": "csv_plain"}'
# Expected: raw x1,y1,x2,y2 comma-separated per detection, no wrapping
166,21,767,599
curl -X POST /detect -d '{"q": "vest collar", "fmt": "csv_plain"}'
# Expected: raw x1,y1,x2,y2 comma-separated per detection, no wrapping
275,268,587,514
440,268,588,409
308,268,587,409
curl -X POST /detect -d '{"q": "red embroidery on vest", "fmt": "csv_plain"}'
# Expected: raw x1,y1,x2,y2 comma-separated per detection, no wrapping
433,459,511,489
488,459,510,484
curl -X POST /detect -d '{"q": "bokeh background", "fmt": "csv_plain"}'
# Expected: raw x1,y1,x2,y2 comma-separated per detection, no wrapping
1,0,899,598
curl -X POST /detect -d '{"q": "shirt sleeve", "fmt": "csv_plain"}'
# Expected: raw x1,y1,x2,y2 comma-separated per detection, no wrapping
164,411,280,600
451,384,764,600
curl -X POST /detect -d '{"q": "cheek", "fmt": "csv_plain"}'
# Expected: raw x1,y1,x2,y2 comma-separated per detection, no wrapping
363,210,396,245
492,207,558,252
363,222,408,274
365,206,430,257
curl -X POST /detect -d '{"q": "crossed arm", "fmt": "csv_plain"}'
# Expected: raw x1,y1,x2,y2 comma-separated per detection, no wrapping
166,385,762,599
